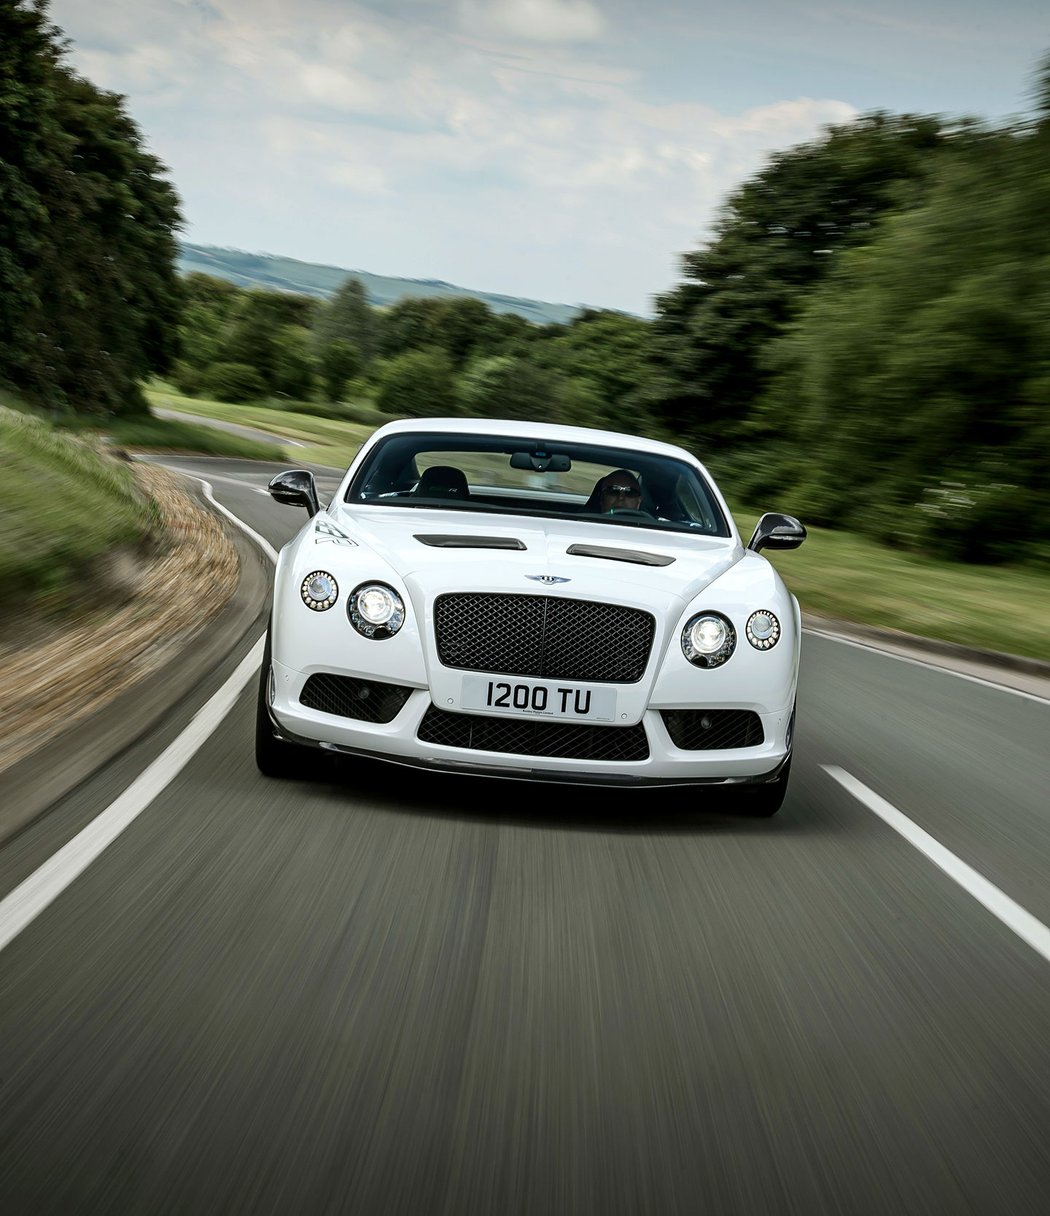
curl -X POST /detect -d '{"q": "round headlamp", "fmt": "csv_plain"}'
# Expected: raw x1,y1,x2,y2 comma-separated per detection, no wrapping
301,571,338,611
746,610,781,650
681,612,736,668
348,582,405,639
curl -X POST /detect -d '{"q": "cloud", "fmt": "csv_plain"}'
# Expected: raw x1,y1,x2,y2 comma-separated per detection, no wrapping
458,0,605,44
48,0,861,311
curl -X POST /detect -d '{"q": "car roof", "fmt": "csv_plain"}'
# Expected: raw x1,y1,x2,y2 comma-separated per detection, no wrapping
364,417,700,463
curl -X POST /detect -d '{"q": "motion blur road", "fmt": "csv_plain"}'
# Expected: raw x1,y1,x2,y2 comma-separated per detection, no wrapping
1,459,1048,1215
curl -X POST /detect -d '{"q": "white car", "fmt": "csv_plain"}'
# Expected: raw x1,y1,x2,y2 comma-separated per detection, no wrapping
256,418,806,813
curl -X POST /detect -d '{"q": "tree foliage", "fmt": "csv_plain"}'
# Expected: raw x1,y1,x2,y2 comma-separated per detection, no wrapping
313,276,376,367
0,0,183,416
649,112,950,445
456,355,565,421
761,124,1050,560
535,309,654,431
374,348,456,418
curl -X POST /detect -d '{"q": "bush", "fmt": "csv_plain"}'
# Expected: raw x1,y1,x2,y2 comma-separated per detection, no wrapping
456,355,562,421
374,349,456,418
169,360,205,397
206,362,266,403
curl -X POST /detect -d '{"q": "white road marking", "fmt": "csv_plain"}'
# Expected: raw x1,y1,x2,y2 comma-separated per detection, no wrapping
191,470,273,495
805,628,1050,706
0,636,266,954
197,478,280,562
0,478,277,956
825,766,1050,965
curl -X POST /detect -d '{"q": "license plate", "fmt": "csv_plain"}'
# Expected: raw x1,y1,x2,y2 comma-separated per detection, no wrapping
461,675,616,721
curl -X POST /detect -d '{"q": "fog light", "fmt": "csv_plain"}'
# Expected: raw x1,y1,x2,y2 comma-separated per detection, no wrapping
301,571,338,611
746,610,781,650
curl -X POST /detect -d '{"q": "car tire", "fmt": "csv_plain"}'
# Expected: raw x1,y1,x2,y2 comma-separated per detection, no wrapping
255,626,306,779
739,758,791,817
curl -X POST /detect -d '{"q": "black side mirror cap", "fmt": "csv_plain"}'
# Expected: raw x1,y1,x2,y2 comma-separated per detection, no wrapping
747,512,807,553
269,470,320,517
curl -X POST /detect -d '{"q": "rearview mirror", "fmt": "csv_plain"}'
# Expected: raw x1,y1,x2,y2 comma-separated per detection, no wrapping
510,451,571,473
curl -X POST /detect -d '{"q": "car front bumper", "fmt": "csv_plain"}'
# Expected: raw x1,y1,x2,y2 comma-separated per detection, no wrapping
267,659,794,788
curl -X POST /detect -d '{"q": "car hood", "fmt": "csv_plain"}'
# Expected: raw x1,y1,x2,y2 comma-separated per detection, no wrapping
332,506,742,606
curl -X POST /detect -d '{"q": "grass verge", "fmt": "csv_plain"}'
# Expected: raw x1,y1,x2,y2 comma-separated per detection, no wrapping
0,408,161,621
734,509,1049,663
145,385,377,468
109,412,285,462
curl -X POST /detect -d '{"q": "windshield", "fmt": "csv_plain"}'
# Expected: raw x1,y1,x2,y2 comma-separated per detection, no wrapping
344,432,731,537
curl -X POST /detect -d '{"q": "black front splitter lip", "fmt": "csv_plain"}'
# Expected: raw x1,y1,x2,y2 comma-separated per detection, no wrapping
270,710,791,789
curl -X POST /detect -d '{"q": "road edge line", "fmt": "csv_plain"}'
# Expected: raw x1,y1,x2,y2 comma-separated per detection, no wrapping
824,765,1050,965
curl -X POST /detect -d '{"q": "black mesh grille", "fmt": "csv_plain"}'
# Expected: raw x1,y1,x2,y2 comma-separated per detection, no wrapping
418,706,650,762
300,674,412,723
434,593,654,683
661,710,764,750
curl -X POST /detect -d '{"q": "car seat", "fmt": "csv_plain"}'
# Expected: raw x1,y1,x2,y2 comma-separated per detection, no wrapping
416,465,470,500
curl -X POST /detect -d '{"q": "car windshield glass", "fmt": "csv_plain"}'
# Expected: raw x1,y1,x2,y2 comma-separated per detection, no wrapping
344,433,730,536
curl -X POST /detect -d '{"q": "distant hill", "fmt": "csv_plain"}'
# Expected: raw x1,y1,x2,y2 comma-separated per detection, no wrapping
177,243,583,326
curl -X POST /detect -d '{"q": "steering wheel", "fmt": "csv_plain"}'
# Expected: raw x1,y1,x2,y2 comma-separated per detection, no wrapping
608,507,653,520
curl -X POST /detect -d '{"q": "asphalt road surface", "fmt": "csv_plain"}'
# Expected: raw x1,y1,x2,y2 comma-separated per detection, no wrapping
1,458,1048,1215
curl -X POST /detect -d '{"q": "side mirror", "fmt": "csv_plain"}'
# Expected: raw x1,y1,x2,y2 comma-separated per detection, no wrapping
269,470,320,517
747,512,807,553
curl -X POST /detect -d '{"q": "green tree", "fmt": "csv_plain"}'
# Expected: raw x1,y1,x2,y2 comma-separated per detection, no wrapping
0,2,183,416
175,273,240,374
377,297,442,359
0,0,58,384
457,355,564,422
649,112,949,446
215,289,317,396
374,348,456,418
320,338,361,402
537,309,653,430
207,362,266,403
314,276,376,367
271,325,317,400
422,297,499,367
764,121,1050,561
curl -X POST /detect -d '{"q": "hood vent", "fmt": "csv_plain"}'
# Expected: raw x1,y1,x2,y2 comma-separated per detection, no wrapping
566,543,675,567
415,534,526,550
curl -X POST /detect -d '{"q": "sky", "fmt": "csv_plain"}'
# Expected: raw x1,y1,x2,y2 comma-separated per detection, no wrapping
46,0,1050,315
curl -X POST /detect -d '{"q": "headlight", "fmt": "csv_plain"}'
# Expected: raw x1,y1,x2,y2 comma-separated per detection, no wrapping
681,612,736,668
301,571,338,611
348,582,405,639
746,610,781,650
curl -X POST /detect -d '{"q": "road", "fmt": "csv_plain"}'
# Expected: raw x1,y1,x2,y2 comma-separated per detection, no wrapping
1,457,1048,1215
152,405,305,448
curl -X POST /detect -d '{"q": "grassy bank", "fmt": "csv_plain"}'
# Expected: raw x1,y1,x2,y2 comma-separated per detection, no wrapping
109,412,284,462
0,408,161,620
145,385,377,468
735,510,1048,662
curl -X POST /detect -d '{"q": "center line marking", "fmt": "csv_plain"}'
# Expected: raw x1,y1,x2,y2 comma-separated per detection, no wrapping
824,765,1050,965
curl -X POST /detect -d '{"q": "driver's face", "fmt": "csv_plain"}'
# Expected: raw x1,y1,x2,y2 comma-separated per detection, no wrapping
602,482,641,510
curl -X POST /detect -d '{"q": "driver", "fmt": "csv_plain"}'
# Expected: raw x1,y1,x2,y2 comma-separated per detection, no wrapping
597,470,642,513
